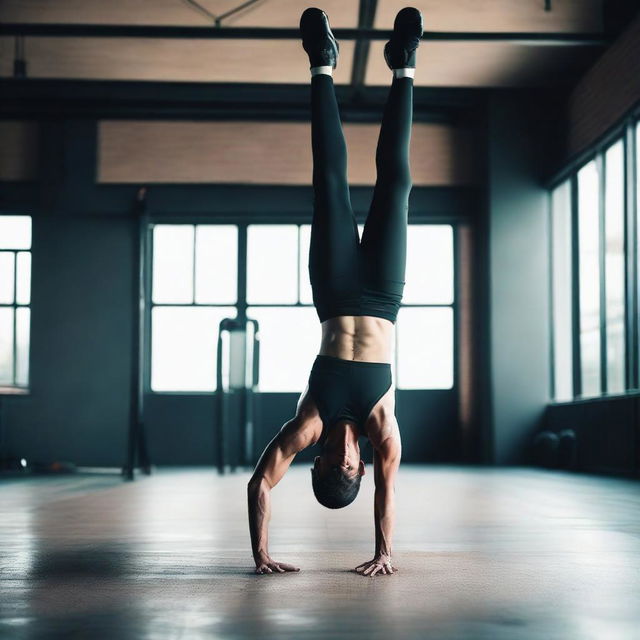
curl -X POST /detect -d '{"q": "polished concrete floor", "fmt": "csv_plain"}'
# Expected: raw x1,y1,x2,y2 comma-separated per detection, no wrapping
1,465,639,639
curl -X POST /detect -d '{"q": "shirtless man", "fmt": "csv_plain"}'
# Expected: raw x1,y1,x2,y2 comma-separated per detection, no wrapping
247,6,422,577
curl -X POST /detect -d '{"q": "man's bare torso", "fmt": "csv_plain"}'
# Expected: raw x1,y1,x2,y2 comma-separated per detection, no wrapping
319,315,394,363
296,315,397,448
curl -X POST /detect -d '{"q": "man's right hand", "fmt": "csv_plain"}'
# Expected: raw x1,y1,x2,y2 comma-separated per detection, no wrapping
254,555,300,574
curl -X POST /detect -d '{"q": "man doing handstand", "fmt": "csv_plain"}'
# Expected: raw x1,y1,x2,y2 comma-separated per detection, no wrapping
247,6,423,577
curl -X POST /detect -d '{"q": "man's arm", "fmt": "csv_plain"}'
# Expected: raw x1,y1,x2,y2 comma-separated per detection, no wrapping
355,417,401,576
247,413,315,573
373,433,401,555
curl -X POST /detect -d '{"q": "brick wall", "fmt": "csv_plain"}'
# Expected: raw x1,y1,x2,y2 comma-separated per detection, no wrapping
567,13,640,158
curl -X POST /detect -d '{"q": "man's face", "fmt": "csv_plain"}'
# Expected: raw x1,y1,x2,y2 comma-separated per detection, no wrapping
314,450,365,479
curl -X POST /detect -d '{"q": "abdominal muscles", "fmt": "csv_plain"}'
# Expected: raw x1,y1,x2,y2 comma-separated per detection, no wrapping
319,315,394,362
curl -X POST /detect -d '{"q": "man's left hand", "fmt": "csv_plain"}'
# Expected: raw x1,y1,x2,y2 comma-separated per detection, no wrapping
354,555,397,577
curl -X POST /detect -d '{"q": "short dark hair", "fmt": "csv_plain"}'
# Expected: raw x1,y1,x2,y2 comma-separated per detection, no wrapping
310,465,362,509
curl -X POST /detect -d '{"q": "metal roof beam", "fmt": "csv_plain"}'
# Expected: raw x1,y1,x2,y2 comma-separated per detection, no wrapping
0,23,608,46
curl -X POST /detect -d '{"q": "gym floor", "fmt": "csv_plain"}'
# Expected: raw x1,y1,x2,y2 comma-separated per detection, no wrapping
1,466,638,639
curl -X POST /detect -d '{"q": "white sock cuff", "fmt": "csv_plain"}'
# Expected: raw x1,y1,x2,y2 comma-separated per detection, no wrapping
311,65,333,76
393,67,415,79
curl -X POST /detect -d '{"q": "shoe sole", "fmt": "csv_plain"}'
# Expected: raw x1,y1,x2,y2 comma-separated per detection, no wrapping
300,8,339,62
393,7,424,35
385,7,423,69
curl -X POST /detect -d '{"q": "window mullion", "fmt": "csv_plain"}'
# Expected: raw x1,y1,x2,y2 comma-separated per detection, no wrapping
548,191,556,400
571,173,582,398
191,225,197,305
626,121,639,390
597,153,608,394
297,225,301,304
143,224,154,393
12,251,17,386
238,223,247,323
452,223,459,391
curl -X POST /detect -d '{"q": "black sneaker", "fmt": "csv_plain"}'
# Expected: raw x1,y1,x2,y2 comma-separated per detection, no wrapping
384,7,423,69
300,7,339,69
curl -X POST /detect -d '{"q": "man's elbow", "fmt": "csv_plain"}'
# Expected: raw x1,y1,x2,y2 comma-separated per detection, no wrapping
247,475,270,496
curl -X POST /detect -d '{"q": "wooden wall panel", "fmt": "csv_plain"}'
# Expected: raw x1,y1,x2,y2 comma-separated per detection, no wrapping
0,37,355,84
366,40,598,87
0,0,358,27
0,37,13,79
0,121,38,181
567,13,640,157
375,0,603,32
98,120,479,186
0,0,598,31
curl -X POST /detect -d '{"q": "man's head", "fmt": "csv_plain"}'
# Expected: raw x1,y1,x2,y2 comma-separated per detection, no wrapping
310,422,366,509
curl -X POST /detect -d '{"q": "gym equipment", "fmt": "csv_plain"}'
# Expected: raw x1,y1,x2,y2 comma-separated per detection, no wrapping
531,430,560,468
215,317,260,474
557,428,577,470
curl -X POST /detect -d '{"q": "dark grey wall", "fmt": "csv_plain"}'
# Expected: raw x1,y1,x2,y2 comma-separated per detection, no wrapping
486,94,551,464
144,389,459,467
6,215,133,466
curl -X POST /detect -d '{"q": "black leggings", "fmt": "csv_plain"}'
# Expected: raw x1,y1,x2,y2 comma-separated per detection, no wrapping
308,74,413,324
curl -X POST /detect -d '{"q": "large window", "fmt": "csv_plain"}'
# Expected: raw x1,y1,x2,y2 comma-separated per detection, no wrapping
550,180,573,401
150,225,237,391
604,140,626,393
577,160,601,397
0,216,31,389
397,225,454,389
549,121,639,400
246,225,318,392
150,223,456,393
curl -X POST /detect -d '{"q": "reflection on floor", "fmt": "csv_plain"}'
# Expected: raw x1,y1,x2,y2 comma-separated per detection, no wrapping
1,465,639,639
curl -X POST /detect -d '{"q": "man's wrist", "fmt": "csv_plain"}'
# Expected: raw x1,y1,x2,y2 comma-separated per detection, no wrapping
254,550,270,563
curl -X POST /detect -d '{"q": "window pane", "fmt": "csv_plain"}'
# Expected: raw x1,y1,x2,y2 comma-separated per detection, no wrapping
299,225,312,304
551,180,574,401
16,252,31,305
195,225,238,304
247,307,319,392
0,253,15,304
577,161,601,397
0,216,31,250
151,306,236,391
403,225,454,304
247,225,298,304
604,141,626,393
0,308,14,384
152,225,194,304
15,307,30,386
396,307,453,389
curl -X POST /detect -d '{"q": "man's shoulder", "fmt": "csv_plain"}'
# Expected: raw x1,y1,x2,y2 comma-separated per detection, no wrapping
367,418,400,456
278,410,323,454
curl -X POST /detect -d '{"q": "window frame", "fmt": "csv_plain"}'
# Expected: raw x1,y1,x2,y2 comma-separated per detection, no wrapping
547,112,639,403
146,222,241,394
0,219,32,393
146,219,459,394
